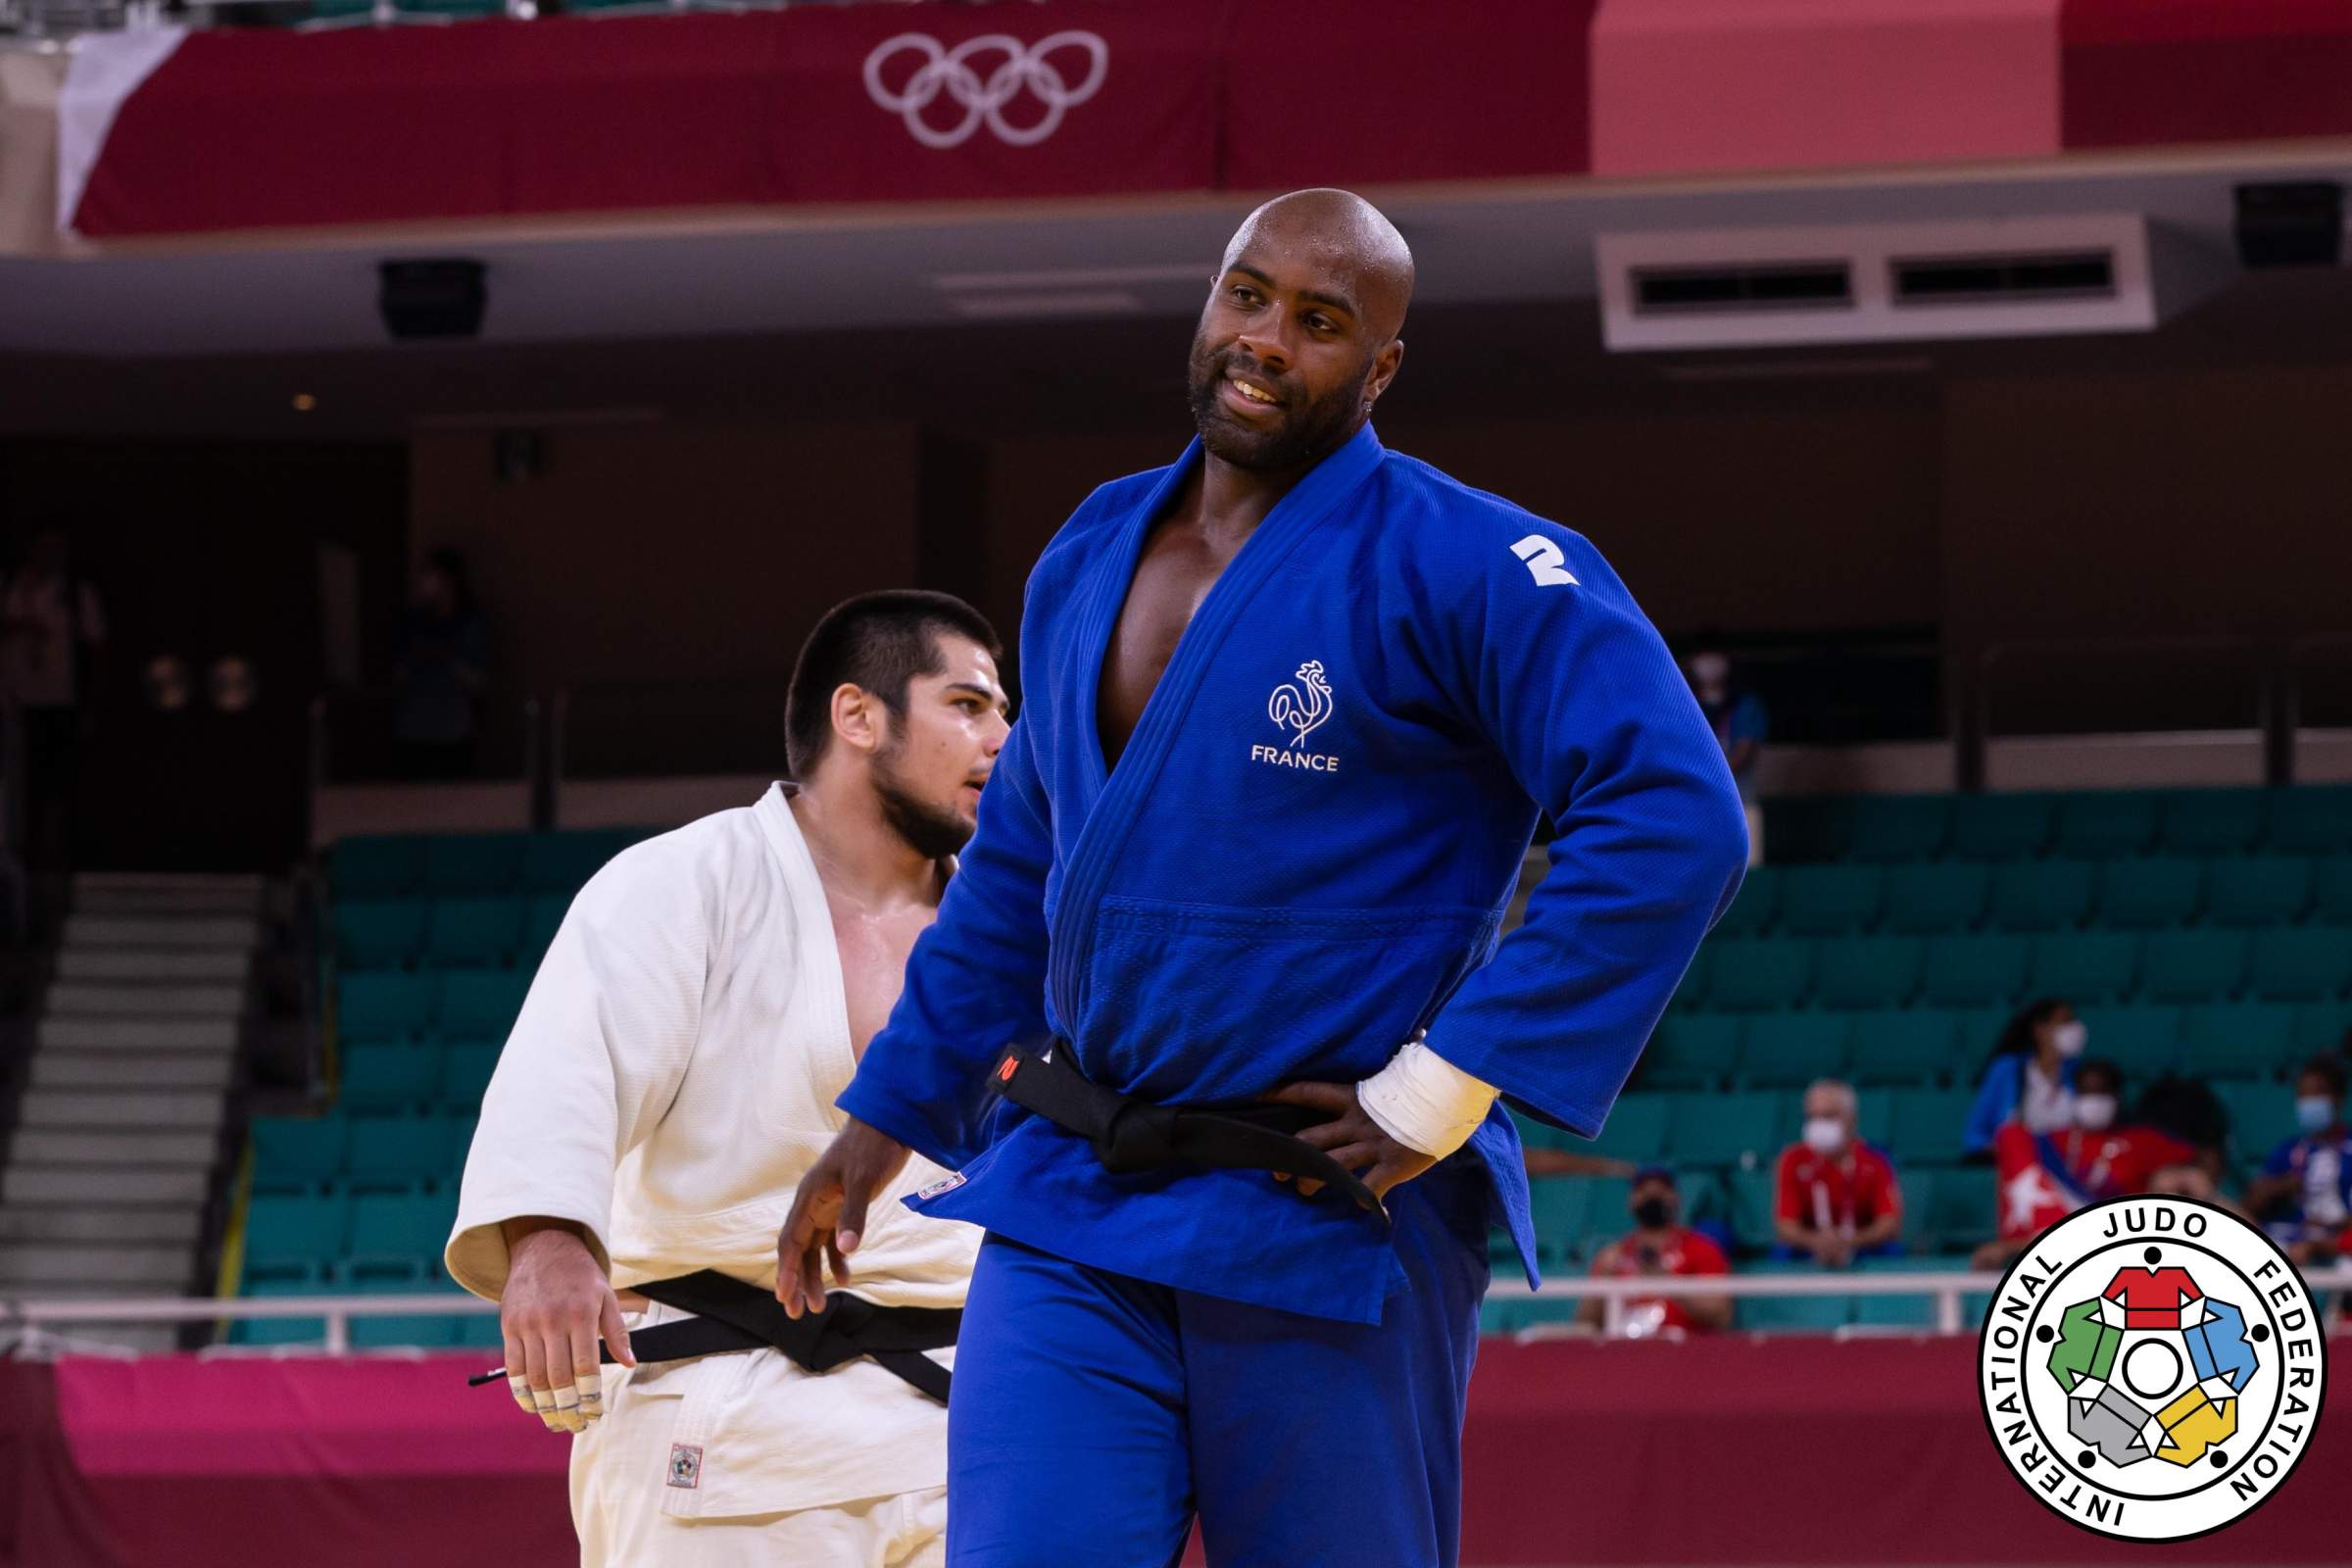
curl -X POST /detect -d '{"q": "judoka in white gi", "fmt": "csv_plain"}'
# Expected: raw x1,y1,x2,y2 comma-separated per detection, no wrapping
445,590,1009,1568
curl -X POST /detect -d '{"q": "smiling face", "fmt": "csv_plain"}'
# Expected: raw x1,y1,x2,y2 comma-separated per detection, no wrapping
1186,190,1412,474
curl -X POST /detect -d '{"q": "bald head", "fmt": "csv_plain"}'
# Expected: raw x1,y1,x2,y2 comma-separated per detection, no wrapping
1187,190,1414,474
1221,189,1415,344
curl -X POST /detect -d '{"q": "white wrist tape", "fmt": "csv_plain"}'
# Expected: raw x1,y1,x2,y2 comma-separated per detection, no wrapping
1356,1038,1497,1160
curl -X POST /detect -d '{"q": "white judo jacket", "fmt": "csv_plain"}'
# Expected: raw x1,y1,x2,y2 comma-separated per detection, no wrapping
446,783,977,1517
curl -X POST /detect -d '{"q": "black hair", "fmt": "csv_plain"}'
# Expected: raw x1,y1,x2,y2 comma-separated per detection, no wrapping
784,590,1002,779
2075,1056,2124,1098
2132,1074,2229,1156
2298,1054,2349,1099
1979,998,2070,1076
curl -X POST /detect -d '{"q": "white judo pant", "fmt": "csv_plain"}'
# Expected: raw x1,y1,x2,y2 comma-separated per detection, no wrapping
568,1350,946,1568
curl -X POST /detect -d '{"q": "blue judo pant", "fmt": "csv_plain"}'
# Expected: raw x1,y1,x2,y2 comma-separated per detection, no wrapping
945,1157,1493,1568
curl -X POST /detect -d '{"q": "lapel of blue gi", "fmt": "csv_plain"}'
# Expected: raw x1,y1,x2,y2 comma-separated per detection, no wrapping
1046,423,1388,1034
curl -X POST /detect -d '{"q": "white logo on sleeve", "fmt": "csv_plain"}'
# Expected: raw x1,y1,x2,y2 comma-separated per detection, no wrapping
1511,534,1578,587
1252,660,1340,773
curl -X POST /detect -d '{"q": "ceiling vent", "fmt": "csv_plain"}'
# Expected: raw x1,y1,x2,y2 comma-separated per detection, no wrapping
1599,215,2225,352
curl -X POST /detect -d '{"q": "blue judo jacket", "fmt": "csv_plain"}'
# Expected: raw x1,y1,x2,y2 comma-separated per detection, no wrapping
837,424,1748,1325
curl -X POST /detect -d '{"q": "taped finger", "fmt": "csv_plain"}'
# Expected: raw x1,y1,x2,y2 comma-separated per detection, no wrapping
548,1380,585,1434
507,1372,537,1419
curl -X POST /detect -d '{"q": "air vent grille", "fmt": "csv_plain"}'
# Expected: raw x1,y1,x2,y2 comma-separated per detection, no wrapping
1632,262,1851,316
1890,251,2115,306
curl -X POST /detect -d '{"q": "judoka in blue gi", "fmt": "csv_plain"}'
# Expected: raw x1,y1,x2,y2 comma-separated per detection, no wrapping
778,189,1749,1567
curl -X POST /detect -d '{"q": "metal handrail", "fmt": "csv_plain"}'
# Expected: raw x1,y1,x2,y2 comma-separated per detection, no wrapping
13,1266,2349,1352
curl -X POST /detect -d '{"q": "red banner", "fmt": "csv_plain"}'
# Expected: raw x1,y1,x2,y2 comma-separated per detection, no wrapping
2062,0,2352,150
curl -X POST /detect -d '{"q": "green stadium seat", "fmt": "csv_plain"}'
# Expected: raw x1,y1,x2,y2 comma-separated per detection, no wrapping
522,893,571,965
339,1042,443,1112
333,899,429,971
2138,930,2250,1004
1776,865,1884,936
338,971,437,1042
2249,928,2352,1001
1923,1165,1995,1255
1667,1091,1785,1169
1526,1181,1592,1266
2216,1081,2299,1170
1711,868,1780,939
344,1114,460,1192
2096,857,2203,930
351,1306,472,1349
1722,1166,1781,1252
2181,1003,2297,1081
1810,935,1923,1011
438,1040,504,1110
2028,931,2141,1004
1851,1271,1940,1330
438,970,532,1038
424,896,528,969
2202,858,2313,928
422,834,529,896
1586,1094,1672,1164
1854,1089,1895,1150
1702,938,1814,1011
345,1191,461,1283
1846,1009,1961,1088
1761,798,1850,863
521,829,647,893
1740,1013,1850,1088
1920,934,2029,1007
232,1276,330,1347
2312,858,2352,926
1948,795,2054,861
1881,863,1988,936
243,1192,349,1282
1737,1262,1852,1332
2074,1004,2181,1083
2292,1001,2352,1056
1479,1295,1587,1335
1847,797,1950,864
249,1115,351,1194
1987,860,2095,932
2159,790,2266,857
1667,945,1713,1012
2262,788,2352,856
1574,1177,1638,1261
2052,793,2159,858
1640,1014,1741,1091
332,836,425,898
451,1309,506,1349
1886,1087,1976,1166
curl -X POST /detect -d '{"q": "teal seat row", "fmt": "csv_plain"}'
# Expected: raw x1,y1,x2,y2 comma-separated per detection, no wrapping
1762,787,2352,865
1520,1085,1979,1173
1647,999,2352,1093
331,827,653,899
1673,927,2352,1012
232,1277,499,1348
339,1039,504,1112
334,894,570,972
1517,1165,1992,1268
339,969,533,1043
249,1112,473,1194
243,1190,460,1284
1715,855,2352,939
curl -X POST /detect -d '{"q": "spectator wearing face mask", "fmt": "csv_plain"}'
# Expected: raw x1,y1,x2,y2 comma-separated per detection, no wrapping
2242,1055,2352,1265
1577,1166,1732,1336
2145,1162,2250,1219
1686,645,1767,868
1770,1079,1902,1268
1972,1057,2195,1270
1963,998,2086,1162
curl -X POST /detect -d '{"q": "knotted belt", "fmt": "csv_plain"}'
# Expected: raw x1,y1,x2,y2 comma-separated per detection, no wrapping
991,1044,1383,1216
468,1269,958,1402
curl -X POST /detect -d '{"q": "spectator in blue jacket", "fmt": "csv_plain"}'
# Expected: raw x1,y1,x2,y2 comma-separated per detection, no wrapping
2243,1054,2352,1262
1963,998,2085,1161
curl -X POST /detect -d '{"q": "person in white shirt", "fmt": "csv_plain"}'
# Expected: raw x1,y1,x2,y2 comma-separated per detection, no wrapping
446,589,1008,1568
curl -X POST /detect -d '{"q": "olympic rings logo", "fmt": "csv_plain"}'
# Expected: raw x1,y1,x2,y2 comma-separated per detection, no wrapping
862,31,1109,150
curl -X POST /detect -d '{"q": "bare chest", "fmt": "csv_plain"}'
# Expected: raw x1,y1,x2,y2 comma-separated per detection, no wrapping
828,906,934,1060
1098,524,1237,768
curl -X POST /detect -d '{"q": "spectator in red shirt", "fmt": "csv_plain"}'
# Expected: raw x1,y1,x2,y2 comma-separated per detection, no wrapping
1771,1078,1903,1267
1577,1165,1732,1336
1971,1056,2197,1270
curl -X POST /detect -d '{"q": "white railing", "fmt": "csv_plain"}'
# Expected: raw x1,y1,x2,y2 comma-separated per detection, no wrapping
10,1266,2348,1353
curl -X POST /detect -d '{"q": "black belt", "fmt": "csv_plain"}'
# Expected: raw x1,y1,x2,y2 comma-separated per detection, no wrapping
993,1044,1383,1216
468,1269,958,1403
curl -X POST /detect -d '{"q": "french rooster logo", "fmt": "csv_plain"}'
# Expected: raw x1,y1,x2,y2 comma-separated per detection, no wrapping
1267,660,1335,749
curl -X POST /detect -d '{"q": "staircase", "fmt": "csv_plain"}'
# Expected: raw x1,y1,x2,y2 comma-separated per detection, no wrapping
0,872,262,1348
